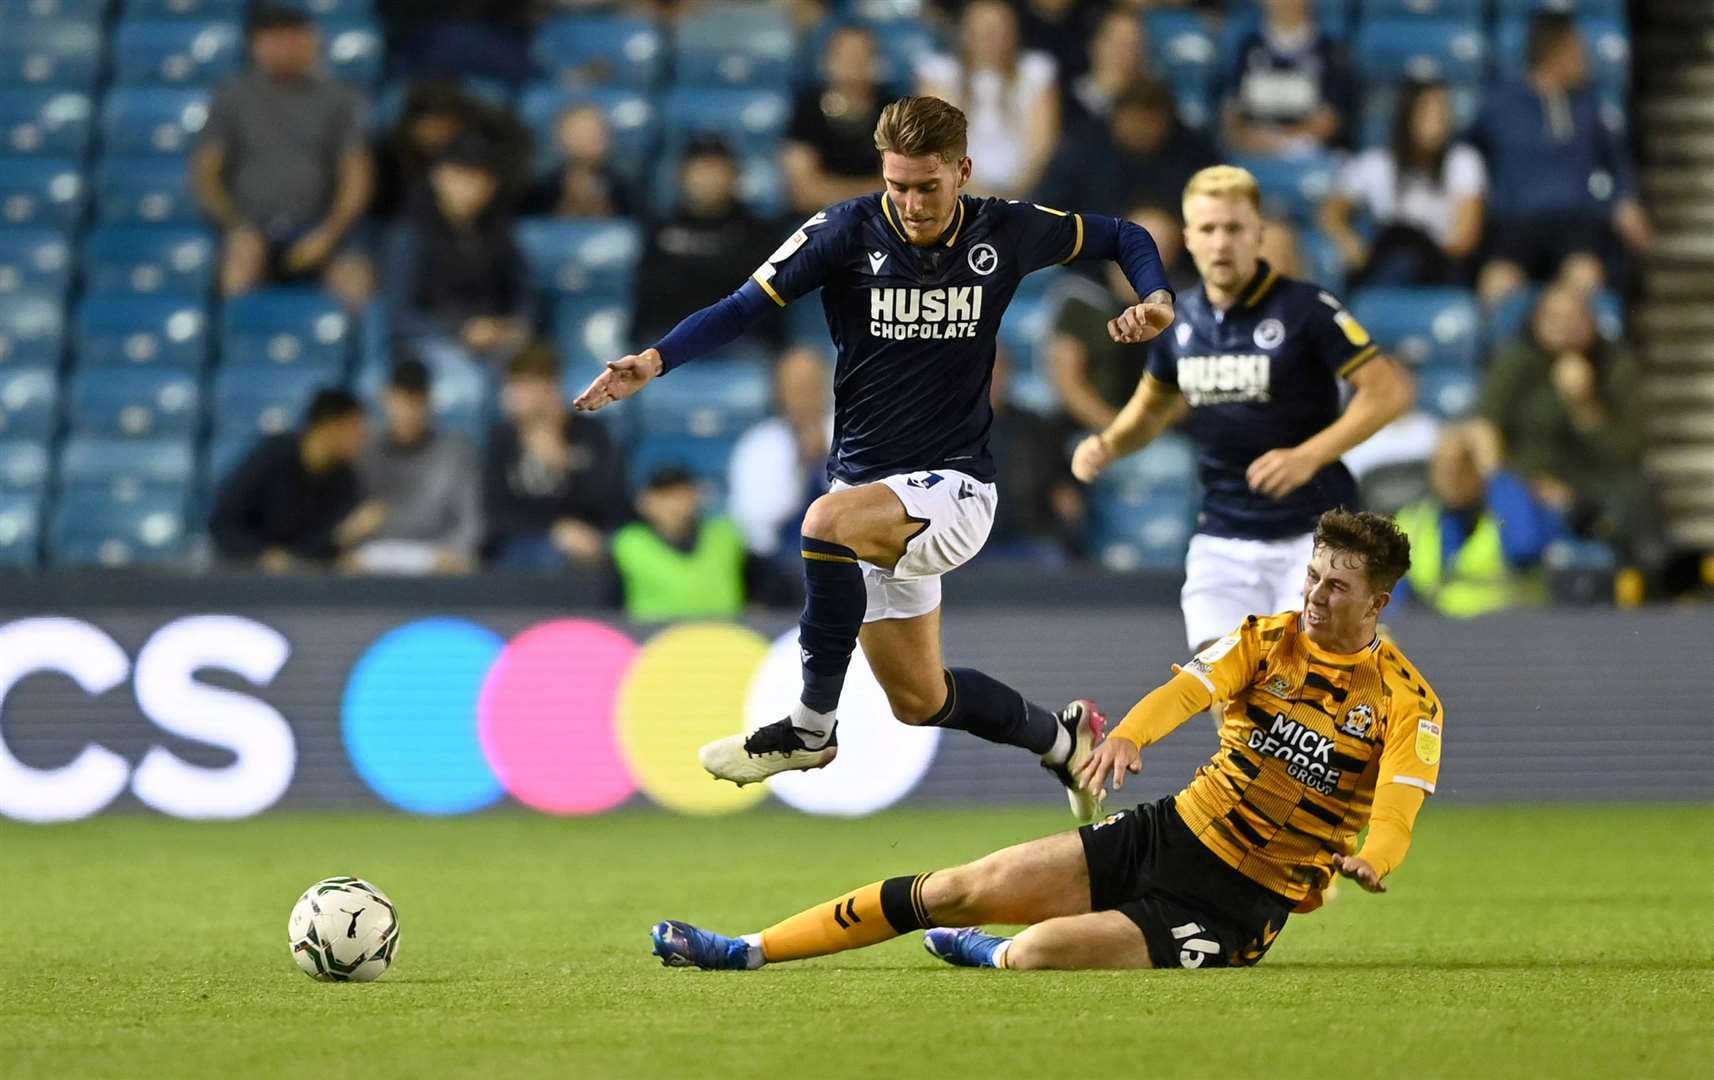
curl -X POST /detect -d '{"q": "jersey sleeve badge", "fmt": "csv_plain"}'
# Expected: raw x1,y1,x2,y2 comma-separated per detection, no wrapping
1415,718,1442,765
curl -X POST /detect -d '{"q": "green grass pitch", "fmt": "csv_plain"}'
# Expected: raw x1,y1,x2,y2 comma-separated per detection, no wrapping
4,804,1711,1079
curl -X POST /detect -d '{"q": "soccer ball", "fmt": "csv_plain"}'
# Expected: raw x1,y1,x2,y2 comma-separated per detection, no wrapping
287,877,400,982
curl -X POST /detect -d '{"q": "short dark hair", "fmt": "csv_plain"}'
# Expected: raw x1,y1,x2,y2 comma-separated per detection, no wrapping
1313,509,1412,593
1526,11,1579,71
387,356,430,396
874,96,968,163
643,465,696,492
1114,78,1175,117
247,2,313,34
303,387,363,429
505,341,561,382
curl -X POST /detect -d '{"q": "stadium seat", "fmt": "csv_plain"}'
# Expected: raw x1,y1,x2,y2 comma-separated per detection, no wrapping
82,224,216,297
1495,0,1623,17
1091,432,1199,503
1085,488,1197,572
324,21,384,85
1357,80,1481,149
0,293,64,368
113,20,242,87
0,19,103,92
1354,19,1488,83
516,85,659,183
1413,367,1478,419
0,89,92,158
634,355,770,439
0,158,85,229
514,218,642,299
1350,286,1480,369
220,288,354,371
210,364,327,437
0,228,72,297
625,432,741,499
48,487,189,566
1144,10,1218,128
203,431,254,492
0,365,57,436
101,87,210,157
58,433,197,489
0,0,111,20
1485,286,1624,348
551,295,631,368
353,354,493,444
0,489,40,565
533,16,665,89
660,88,790,155
93,155,197,224
867,20,940,90
123,0,243,17
66,367,202,437
76,295,210,369
648,146,786,219
1229,154,1337,223
1358,0,1483,18
1496,17,1630,92
0,437,48,489
673,5,798,89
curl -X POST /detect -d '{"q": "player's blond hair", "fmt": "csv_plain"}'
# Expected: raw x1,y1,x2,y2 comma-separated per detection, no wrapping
874,96,969,164
1181,165,1263,216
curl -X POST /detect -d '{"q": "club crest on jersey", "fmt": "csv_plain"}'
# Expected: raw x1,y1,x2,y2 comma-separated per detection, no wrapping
1339,703,1376,739
1258,673,1294,700
967,243,998,275
1253,318,1286,350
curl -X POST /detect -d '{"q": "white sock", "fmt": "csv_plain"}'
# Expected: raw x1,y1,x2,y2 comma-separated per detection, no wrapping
789,702,837,748
1041,718,1073,766
991,939,1013,970
741,933,766,970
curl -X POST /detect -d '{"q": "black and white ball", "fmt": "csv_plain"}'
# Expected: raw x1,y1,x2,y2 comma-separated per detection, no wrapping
287,877,400,982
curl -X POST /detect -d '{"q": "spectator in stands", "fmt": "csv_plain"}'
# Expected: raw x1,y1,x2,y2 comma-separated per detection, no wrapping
351,357,483,575
728,347,832,563
523,103,631,219
1320,79,1487,289
377,79,532,220
611,467,754,621
1063,9,1150,138
1038,78,1215,219
1048,222,1158,433
193,3,375,309
987,349,1082,562
918,0,1060,198
1394,422,1561,616
1479,282,1668,578
1016,0,1103,87
782,25,887,215
633,137,779,347
210,388,381,573
1221,0,1353,158
1473,12,1649,304
386,132,532,372
483,344,626,570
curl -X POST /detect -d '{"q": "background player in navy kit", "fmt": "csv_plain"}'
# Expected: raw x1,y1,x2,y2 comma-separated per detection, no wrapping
1074,166,1414,653
575,97,1174,819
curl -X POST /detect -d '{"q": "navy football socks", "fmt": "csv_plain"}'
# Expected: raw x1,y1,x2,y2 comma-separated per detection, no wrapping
795,537,866,740
929,668,1062,757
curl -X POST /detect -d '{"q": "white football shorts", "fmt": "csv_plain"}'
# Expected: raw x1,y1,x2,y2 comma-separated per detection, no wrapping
1180,531,1315,650
829,468,998,623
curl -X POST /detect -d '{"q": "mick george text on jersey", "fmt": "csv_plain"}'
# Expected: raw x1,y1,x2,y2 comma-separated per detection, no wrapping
868,286,986,340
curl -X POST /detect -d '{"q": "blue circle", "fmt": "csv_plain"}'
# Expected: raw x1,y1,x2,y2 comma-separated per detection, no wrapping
342,618,507,815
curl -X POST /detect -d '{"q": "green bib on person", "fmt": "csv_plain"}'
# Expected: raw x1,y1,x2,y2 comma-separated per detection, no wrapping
612,517,748,621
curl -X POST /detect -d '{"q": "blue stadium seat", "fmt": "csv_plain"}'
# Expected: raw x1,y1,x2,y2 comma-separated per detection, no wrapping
1496,17,1630,92
1144,10,1218,129
867,20,939,90
0,20,103,92
0,437,49,488
1085,488,1197,572
1357,0,1483,17
1414,367,1478,419
0,228,72,297
0,293,64,368
625,433,741,499
0,366,57,436
634,356,770,439
66,367,202,437
48,487,189,566
516,85,659,183
101,87,210,157
203,432,254,492
221,289,353,371
1229,154,1337,223
1355,19,1488,83
58,433,196,489
210,364,328,437
0,89,92,158
1495,0,1623,17
0,158,84,229
303,0,375,18
534,16,665,89
648,146,786,219
0,489,40,565
660,88,790,155
1357,80,1481,149
324,20,384,85
1091,432,1199,503
1350,286,1480,369
123,0,243,17
353,354,493,444
94,156,197,224
673,6,797,89
1299,225,1345,295
82,224,216,297
76,295,210,369
113,20,242,87
551,295,631,368
0,0,111,20
514,218,642,298
1485,286,1624,347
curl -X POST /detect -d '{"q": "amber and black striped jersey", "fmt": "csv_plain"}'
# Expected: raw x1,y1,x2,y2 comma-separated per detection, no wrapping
1171,611,1445,902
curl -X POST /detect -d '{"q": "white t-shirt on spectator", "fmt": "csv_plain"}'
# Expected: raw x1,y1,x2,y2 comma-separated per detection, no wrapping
917,51,1057,194
728,416,831,556
1335,143,1487,248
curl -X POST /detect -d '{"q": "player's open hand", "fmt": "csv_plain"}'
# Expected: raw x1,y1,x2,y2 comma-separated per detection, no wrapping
573,349,663,412
1332,854,1386,894
1107,300,1175,345
1077,734,1141,794
1246,446,1319,500
1071,434,1114,484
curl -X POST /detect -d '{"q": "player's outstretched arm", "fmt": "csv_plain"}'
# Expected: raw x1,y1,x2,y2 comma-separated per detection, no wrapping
573,348,662,412
1249,351,1415,498
575,280,777,413
1072,373,1188,482
1108,288,1175,345
1076,670,1212,792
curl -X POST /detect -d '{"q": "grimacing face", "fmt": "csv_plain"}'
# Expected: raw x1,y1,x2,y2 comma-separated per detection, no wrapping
881,151,971,246
1183,193,1264,296
1301,545,1387,646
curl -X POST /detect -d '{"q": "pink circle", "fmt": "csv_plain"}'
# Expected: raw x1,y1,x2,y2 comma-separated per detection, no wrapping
477,620,640,815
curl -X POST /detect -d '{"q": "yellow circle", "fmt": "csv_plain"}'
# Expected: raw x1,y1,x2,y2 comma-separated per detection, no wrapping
617,623,772,815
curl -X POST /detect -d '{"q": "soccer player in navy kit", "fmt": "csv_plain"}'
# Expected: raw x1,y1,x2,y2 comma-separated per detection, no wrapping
576,97,1174,820
1073,166,1414,653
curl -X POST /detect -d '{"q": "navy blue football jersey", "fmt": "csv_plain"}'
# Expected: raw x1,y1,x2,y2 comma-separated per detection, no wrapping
753,193,1152,485
1145,261,1378,540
